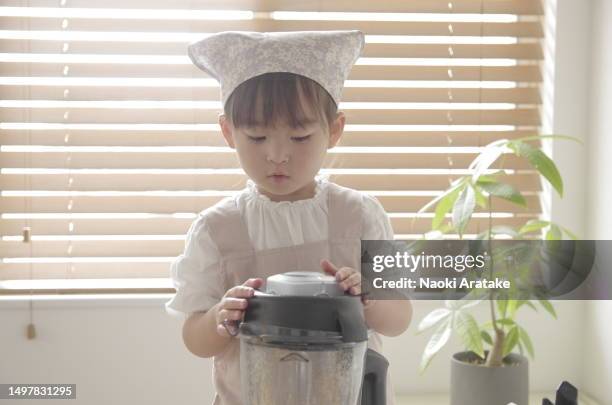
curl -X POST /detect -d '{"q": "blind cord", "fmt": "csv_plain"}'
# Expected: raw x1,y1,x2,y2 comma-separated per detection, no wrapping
25,0,36,340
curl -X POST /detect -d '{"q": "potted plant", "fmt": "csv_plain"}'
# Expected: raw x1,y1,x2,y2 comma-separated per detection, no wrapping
415,135,580,405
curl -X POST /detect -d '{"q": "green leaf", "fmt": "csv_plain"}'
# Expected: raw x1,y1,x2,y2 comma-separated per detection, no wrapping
455,312,485,359
560,225,579,240
417,177,466,215
513,134,583,145
503,326,520,357
490,226,520,238
476,171,506,183
506,300,519,319
445,297,484,310
469,139,508,181
419,318,452,374
476,181,527,207
433,187,461,230
518,326,535,359
481,321,495,330
473,184,488,209
538,299,557,319
519,220,550,235
524,301,538,311
417,308,451,334
496,318,516,326
452,185,476,237
546,224,562,240
497,299,508,317
508,141,564,197
516,300,537,312
481,330,493,346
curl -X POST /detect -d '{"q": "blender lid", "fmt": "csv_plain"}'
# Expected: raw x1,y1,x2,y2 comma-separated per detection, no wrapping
240,271,368,343
265,271,344,297
241,294,368,343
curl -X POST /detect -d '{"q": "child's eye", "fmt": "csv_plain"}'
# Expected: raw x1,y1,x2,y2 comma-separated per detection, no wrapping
247,136,266,143
292,135,311,142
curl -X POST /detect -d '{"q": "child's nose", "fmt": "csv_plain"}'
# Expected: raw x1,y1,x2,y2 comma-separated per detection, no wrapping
267,154,289,164
266,142,290,164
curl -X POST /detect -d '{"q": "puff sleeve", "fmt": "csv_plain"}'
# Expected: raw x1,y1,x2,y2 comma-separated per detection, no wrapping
362,194,394,240
165,214,225,318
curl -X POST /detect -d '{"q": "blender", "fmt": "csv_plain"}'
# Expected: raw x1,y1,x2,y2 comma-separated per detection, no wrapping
232,271,388,405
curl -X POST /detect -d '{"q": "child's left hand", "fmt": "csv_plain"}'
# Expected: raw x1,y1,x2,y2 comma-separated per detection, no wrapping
320,259,369,306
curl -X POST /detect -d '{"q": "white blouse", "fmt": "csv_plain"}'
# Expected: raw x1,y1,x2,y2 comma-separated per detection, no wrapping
165,175,394,317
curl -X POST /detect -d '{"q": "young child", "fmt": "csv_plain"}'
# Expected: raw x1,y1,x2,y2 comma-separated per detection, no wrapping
165,30,412,405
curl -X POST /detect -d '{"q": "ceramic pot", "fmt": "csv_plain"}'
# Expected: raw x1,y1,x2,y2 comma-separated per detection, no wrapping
450,351,528,405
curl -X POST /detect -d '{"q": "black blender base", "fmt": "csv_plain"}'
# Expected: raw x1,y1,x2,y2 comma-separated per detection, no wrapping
542,381,578,405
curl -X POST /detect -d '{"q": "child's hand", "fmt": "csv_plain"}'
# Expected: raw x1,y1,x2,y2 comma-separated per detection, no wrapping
320,259,370,306
215,278,264,337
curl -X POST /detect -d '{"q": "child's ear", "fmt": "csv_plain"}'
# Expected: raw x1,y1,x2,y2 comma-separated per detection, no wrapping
327,112,345,149
218,114,236,149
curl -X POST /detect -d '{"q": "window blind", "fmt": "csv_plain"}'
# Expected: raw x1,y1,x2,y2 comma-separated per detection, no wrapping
0,0,546,294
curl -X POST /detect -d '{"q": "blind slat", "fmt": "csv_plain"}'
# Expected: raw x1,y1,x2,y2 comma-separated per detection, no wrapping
1,41,544,59
1,108,542,125
0,216,537,242
0,130,541,148
0,0,545,14
0,173,543,191
0,18,543,37
0,195,542,214
0,152,534,169
0,87,543,104
0,64,543,82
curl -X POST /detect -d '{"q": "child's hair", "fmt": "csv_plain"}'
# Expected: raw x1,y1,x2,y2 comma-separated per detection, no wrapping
224,72,338,133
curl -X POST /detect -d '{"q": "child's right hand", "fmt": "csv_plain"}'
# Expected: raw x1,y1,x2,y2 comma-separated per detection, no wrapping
215,278,264,337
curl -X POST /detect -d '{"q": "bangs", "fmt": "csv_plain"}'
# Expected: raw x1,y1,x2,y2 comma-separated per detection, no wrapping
224,72,338,130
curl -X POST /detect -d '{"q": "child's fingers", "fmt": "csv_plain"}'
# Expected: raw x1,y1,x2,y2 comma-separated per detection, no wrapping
334,267,358,282
215,307,245,337
216,279,262,338
227,285,257,298
221,297,248,310
339,272,361,294
217,322,239,337
320,259,338,275
322,262,363,295
217,323,230,337
242,277,264,289
217,308,244,322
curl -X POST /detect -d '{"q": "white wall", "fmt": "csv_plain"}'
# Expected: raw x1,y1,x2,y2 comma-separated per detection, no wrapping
550,0,590,238
581,0,612,404
552,1,612,403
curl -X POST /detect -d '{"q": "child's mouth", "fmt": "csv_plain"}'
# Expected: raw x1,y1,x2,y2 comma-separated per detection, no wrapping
269,175,289,183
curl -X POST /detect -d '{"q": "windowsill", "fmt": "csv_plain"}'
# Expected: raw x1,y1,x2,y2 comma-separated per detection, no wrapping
0,293,175,309
0,293,452,310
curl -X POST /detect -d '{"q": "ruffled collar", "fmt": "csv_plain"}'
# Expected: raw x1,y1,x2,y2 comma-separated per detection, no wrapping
244,174,330,207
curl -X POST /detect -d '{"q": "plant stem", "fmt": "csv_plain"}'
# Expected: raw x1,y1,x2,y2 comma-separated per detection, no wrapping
486,289,505,367
486,327,506,367
486,193,505,367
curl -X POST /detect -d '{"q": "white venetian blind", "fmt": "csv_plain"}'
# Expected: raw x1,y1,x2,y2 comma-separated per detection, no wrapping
0,0,546,294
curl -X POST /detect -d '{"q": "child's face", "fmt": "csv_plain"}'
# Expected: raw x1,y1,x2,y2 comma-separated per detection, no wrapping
219,113,344,202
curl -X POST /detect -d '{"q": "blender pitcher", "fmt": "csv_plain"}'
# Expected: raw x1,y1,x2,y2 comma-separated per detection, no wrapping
235,271,388,405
